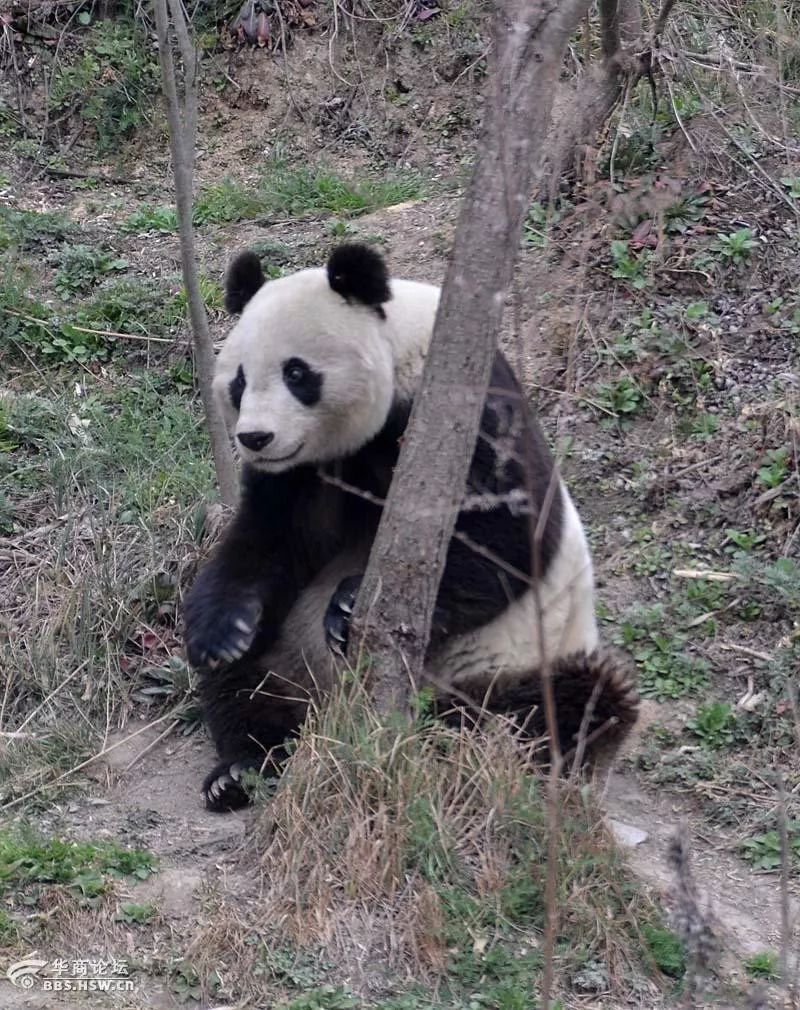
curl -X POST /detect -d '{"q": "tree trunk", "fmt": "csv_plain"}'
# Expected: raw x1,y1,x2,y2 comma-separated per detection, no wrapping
351,0,593,715
154,0,238,508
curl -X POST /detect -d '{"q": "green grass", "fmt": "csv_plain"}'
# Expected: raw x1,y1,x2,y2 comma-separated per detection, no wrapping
0,206,73,252
258,160,425,217
0,826,155,903
0,373,212,807
121,165,427,235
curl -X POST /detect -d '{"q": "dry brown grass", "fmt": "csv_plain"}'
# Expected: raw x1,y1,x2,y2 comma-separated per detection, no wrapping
187,678,665,1004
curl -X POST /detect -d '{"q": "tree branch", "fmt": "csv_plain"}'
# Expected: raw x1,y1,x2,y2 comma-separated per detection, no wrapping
154,0,237,507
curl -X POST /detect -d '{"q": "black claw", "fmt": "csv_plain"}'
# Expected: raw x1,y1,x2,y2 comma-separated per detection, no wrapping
183,579,262,671
323,574,363,655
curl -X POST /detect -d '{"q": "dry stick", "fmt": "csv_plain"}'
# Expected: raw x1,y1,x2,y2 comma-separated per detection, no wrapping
154,0,237,507
777,773,791,988
351,0,594,718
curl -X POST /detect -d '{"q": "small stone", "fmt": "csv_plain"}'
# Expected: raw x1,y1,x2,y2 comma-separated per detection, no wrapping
608,818,648,847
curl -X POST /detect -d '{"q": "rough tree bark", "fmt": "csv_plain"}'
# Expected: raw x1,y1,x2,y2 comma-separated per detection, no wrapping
153,0,238,508
350,0,594,715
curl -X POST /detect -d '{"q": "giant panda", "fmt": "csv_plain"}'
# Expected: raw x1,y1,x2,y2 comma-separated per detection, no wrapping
183,243,638,812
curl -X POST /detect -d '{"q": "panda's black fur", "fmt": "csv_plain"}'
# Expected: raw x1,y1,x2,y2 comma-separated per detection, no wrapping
183,244,638,811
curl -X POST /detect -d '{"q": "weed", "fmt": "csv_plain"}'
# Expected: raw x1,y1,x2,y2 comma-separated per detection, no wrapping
259,159,424,217
327,220,355,238
0,207,73,251
743,951,780,980
194,177,262,225
687,702,736,749
122,205,179,234
609,239,651,290
741,825,800,871
49,22,159,152
53,244,129,296
664,191,709,234
523,201,562,248
689,413,720,441
117,901,157,924
757,447,790,489
173,275,225,315
594,375,646,420
781,176,800,199
643,924,685,978
280,987,359,1010
0,826,155,904
75,278,182,338
724,528,766,553
171,962,221,1003
0,268,55,349
712,227,757,265
615,604,708,700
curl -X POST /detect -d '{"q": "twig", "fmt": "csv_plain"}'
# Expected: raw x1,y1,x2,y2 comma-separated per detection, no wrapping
121,718,181,773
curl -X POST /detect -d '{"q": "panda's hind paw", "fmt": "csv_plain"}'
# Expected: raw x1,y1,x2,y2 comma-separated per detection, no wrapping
202,759,255,812
324,574,363,655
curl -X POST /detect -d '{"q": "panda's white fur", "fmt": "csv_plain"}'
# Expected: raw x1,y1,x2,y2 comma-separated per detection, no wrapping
185,243,636,812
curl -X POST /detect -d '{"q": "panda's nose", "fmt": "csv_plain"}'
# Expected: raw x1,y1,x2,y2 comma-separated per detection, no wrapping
237,430,275,452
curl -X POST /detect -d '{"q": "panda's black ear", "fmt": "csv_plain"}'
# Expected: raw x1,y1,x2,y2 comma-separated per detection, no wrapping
327,243,391,316
225,251,265,314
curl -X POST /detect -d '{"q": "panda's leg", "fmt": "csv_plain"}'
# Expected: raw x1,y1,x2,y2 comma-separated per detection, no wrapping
200,551,363,812
200,659,308,811
184,466,307,671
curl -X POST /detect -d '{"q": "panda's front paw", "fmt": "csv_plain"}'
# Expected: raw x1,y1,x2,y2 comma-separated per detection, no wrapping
324,574,363,655
183,577,262,670
202,759,256,812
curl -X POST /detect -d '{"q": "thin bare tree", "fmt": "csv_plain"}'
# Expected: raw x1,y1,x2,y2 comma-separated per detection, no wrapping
350,0,596,713
153,0,238,507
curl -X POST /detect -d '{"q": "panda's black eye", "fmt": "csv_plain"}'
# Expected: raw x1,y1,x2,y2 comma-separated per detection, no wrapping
229,364,246,411
282,357,322,407
285,361,307,385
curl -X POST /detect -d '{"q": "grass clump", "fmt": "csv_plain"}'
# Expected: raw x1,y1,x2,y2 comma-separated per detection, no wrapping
49,20,159,152
259,160,425,217
189,682,665,1006
0,825,155,903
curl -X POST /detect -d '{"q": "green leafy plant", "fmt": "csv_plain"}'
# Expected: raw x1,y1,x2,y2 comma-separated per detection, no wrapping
643,924,685,978
122,205,179,234
53,244,128,296
193,177,262,225
689,413,719,441
741,825,800,871
712,227,757,265
49,22,159,152
724,528,766,553
687,702,736,749
594,375,646,419
615,604,708,700
259,160,425,217
116,901,156,924
280,987,359,1010
744,951,780,980
780,176,800,199
0,827,155,902
757,447,790,489
609,239,651,289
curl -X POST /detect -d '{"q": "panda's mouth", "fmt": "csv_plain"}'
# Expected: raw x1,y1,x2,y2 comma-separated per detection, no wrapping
254,442,304,466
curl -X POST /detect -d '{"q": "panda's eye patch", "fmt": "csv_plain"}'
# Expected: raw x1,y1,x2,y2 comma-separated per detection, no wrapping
229,365,246,411
282,357,322,407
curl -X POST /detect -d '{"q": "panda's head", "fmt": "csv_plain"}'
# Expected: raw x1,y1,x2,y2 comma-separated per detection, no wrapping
214,244,395,472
